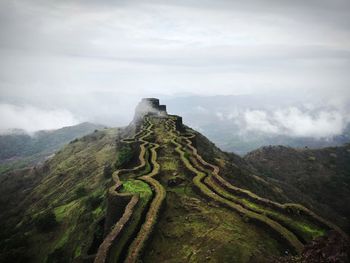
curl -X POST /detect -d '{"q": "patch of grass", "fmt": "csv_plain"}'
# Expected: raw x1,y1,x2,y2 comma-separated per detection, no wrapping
54,200,79,222
295,222,325,238
92,206,104,219
74,246,82,258
121,179,153,201
161,160,177,170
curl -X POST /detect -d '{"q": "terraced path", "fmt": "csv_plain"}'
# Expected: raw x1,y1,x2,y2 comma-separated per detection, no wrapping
95,115,345,263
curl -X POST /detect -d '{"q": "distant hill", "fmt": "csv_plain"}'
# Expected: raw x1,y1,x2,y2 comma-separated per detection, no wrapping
245,144,350,232
0,122,105,174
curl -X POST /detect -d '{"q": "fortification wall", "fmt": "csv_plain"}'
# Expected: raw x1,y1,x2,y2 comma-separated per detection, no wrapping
104,189,133,235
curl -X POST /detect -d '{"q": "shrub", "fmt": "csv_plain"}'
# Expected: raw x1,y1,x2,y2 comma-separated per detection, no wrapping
115,145,133,168
75,186,87,198
46,246,69,263
34,211,58,232
307,156,316,162
103,164,113,179
85,195,102,210
69,138,79,144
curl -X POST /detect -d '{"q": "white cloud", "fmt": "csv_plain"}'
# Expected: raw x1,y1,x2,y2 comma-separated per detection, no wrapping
244,110,280,134
216,112,224,121
194,105,207,113
0,104,80,133
242,107,348,138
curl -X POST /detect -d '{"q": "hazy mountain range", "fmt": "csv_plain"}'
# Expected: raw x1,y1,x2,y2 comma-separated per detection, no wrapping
162,95,350,155
0,122,104,174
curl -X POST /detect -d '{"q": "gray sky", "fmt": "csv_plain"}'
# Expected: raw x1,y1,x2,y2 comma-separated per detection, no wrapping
0,0,350,133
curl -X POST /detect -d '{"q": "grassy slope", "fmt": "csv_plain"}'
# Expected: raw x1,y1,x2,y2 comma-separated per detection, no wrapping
1,114,345,263
141,117,291,262
244,145,350,232
0,128,119,263
101,115,341,262
192,128,350,233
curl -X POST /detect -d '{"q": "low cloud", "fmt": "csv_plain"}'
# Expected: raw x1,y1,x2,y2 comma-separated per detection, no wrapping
242,107,348,138
244,110,280,134
0,103,80,133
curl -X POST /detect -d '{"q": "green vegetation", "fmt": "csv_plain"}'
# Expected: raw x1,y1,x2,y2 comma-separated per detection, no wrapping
86,195,103,210
125,143,166,262
104,180,153,263
1,109,346,263
121,180,152,200
166,117,338,255
0,128,118,262
75,186,87,198
54,201,79,222
103,163,113,178
115,144,134,168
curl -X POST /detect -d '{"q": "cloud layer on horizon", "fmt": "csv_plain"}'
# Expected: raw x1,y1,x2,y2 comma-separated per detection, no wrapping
0,104,79,133
0,0,349,133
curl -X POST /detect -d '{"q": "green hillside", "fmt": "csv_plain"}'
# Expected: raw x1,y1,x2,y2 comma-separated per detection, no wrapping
0,99,348,263
244,145,350,233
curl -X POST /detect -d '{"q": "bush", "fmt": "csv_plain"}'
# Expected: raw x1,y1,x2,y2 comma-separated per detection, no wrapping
69,138,79,144
34,211,58,232
85,195,102,210
103,164,113,179
46,246,69,263
75,186,87,198
307,156,316,162
115,145,133,168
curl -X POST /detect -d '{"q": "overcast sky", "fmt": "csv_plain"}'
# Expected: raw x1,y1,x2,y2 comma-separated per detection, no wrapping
0,0,349,133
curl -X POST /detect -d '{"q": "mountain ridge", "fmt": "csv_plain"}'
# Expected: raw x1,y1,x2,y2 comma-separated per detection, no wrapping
0,98,348,263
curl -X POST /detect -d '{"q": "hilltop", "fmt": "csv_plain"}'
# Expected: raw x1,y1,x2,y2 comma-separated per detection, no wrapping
0,98,348,263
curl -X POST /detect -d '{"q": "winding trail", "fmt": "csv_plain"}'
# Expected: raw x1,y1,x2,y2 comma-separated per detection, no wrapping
95,117,165,263
124,142,166,262
95,114,347,263
166,116,347,254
